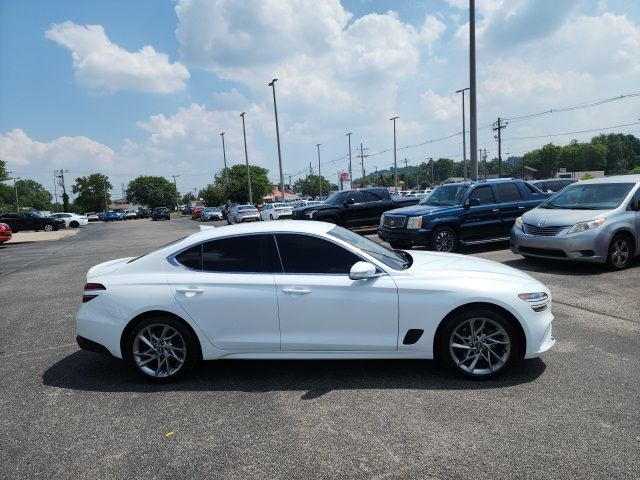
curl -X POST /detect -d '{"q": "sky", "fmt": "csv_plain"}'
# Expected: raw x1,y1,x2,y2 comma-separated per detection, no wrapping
1,0,640,201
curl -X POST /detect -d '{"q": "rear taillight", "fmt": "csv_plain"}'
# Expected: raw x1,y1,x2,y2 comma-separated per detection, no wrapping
83,283,106,303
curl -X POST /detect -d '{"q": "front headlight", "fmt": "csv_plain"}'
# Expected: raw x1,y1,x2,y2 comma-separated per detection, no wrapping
514,216,523,230
518,292,548,302
380,214,385,226
567,218,605,234
406,216,423,229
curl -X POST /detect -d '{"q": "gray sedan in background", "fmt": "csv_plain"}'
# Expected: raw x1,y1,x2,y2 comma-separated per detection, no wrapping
511,174,640,269
227,204,261,224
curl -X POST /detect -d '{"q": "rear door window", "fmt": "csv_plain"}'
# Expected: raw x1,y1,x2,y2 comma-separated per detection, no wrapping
496,183,523,202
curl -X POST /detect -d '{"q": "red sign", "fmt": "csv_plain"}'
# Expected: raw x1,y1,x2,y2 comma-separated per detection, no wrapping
340,172,350,181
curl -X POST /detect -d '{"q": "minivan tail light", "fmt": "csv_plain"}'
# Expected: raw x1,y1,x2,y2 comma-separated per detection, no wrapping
83,283,106,303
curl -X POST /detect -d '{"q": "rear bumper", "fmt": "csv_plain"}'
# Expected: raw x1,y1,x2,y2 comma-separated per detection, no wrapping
76,335,112,356
377,226,433,246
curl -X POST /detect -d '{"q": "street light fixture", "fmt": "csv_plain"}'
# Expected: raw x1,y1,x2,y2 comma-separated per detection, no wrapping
390,116,399,193
268,78,285,202
316,144,322,199
240,112,253,204
220,132,229,187
456,87,470,180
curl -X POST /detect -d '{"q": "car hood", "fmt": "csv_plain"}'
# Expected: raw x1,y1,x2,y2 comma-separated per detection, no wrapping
522,207,613,226
403,250,538,284
385,204,460,216
87,257,135,278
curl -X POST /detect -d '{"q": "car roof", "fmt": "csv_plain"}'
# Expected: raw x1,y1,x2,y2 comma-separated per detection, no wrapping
440,178,522,187
186,220,334,243
577,174,640,184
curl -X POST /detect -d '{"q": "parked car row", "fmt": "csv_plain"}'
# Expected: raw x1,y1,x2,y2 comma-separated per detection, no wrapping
0,211,66,233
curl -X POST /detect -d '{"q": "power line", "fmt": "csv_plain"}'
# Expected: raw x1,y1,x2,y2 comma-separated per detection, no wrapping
503,121,640,141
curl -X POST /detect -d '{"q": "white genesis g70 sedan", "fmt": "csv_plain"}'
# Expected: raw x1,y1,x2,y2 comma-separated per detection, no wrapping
75,221,555,381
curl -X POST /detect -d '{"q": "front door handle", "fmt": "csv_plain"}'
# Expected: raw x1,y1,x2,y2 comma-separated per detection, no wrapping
518,206,526,209
176,288,204,294
492,208,499,212
282,288,312,295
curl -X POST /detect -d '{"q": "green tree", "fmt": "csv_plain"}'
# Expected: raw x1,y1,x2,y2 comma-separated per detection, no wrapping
225,164,272,204
295,174,331,198
199,184,226,206
0,159,8,181
126,176,178,209
591,133,640,173
0,159,12,211
181,192,196,205
72,173,112,213
14,179,52,211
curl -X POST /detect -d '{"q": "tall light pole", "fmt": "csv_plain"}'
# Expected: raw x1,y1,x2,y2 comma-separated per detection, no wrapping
268,78,285,202
52,171,59,212
239,112,253,204
469,0,478,180
220,132,229,187
390,116,399,192
346,132,353,187
171,174,180,210
456,87,470,180
316,143,322,199
103,177,109,213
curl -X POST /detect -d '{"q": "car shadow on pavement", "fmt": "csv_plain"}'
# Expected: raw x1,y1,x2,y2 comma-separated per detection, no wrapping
42,351,546,399
501,256,640,276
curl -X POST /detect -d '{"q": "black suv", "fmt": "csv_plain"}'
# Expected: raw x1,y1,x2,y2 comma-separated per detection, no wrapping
377,179,547,252
151,207,171,221
0,212,66,233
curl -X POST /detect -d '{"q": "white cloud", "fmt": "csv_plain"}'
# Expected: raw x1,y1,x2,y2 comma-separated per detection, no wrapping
45,21,190,93
0,129,115,171
420,15,446,49
420,89,459,120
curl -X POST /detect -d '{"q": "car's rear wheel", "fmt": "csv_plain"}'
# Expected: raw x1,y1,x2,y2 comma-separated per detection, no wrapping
70,221,79,228
389,240,412,250
437,308,521,379
432,225,458,253
43,223,55,232
606,233,634,270
125,316,199,382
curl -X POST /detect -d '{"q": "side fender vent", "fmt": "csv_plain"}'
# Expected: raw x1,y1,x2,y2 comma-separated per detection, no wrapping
403,329,424,345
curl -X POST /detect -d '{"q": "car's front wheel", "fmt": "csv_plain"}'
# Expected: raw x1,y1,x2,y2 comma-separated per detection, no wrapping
606,233,634,270
432,225,458,253
437,308,521,379
125,316,199,382
43,223,55,232
70,221,79,228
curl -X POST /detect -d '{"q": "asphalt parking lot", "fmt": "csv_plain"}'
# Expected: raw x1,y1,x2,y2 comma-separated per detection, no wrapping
1,217,639,479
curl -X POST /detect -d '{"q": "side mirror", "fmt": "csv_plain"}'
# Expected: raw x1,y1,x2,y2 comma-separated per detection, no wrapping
344,197,355,205
465,198,480,208
349,261,377,280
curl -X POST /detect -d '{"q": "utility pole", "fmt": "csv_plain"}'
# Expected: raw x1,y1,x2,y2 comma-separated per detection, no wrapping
469,0,478,180
404,158,409,189
240,112,253,204
429,157,434,185
493,117,508,178
316,144,322,198
58,169,69,211
103,177,109,213
171,174,180,210
9,176,20,211
268,79,285,202
390,116,399,192
359,143,367,187
52,171,59,212
220,132,229,187
346,132,353,187
456,87,470,180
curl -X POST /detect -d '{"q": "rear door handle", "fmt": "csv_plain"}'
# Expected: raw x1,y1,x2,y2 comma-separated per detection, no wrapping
518,206,526,209
282,288,312,295
492,208,499,212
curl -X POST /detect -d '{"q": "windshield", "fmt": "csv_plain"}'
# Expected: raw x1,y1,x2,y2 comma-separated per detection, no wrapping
324,192,348,205
540,183,634,210
328,226,410,270
420,184,469,206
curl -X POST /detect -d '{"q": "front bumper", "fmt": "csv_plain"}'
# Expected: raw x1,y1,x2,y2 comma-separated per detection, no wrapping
377,226,433,246
510,226,610,263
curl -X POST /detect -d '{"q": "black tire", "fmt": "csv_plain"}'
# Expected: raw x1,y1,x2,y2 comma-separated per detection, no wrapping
70,221,79,228
270,214,274,220
606,233,634,270
43,223,55,232
431,225,458,253
124,315,199,382
436,308,521,379
389,240,412,250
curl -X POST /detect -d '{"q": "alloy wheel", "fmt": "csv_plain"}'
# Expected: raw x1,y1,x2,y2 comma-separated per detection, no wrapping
434,228,455,252
44,224,54,232
449,317,511,376
133,324,186,378
610,238,630,268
